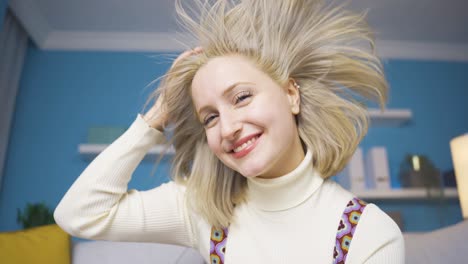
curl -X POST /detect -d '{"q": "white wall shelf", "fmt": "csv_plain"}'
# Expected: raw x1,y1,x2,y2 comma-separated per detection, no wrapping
79,144,175,161
79,108,412,160
368,108,412,126
354,188,458,200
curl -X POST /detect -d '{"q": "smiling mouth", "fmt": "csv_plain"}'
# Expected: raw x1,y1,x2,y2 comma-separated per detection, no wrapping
233,135,260,153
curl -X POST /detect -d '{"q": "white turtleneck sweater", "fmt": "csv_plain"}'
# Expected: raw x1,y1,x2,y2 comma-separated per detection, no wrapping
54,114,404,264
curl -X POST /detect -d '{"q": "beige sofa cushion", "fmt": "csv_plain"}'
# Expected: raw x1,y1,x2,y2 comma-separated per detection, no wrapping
404,220,468,264
72,240,205,264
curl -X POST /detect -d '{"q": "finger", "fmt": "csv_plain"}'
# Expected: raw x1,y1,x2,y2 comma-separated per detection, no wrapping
193,46,203,53
171,47,203,69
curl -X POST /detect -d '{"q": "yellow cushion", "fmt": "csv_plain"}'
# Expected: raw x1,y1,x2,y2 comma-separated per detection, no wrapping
0,224,71,264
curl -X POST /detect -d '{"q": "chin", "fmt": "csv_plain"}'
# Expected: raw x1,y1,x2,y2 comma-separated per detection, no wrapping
236,163,269,179
238,171,260,179
221,153,272,178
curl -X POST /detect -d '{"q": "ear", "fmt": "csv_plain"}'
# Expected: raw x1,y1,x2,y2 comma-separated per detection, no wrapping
286,78,301,115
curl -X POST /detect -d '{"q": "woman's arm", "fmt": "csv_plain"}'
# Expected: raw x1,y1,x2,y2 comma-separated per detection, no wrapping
362,235,405,264
348,204,405,264
54,114,196,247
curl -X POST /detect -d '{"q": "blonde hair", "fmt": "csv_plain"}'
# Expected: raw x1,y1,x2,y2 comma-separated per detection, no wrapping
143,0,387,228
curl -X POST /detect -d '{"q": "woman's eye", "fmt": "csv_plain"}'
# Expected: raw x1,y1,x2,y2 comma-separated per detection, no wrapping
203,115,217,126
234,91,252,104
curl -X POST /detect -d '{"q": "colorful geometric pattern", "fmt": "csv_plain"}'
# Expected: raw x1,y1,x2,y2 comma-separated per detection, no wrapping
333,197,368,264
210,226,228,264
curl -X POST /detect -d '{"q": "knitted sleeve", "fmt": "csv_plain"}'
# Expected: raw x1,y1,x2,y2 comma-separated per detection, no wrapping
54,114,196,248
347,203,405,264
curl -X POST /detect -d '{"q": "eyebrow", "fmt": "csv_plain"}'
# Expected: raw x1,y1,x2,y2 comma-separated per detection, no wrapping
196,81,255,117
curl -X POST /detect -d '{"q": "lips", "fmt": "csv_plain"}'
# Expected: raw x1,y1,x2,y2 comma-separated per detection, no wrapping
229,133,262,159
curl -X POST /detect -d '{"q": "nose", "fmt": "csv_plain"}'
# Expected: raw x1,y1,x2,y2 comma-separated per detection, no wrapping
220,111,242,141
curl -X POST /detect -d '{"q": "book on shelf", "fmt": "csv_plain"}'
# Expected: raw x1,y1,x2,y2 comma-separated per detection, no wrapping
336,147,366,190
365,147,391,190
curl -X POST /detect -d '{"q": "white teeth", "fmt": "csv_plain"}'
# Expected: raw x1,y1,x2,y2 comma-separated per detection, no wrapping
233,136,258,153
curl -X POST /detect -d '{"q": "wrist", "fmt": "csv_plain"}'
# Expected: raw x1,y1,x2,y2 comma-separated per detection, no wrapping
142,113,164,132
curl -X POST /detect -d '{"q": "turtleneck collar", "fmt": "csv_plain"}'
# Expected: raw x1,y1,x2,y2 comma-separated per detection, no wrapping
246,150,323,212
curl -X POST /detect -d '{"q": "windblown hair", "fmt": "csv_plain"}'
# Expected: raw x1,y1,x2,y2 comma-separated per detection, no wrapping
143,0,387,228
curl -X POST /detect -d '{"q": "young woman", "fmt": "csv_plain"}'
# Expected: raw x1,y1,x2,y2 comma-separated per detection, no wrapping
55,0,404,263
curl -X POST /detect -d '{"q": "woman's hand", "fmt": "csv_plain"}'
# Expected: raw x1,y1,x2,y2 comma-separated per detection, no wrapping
143,47,203,131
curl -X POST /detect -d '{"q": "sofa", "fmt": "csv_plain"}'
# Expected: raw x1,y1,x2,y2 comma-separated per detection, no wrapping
72,240,205,264
0,224,205,264
2,221,467,264
73,221,468,264
403,220,467,264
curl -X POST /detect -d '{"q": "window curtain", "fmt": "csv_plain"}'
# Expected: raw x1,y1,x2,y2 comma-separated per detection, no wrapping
0,9,28,189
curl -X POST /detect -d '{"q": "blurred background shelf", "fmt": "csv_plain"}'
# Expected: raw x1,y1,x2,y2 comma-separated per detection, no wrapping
368,108,412,126
354,188,458,200
79,144,175,161
79,143,457,201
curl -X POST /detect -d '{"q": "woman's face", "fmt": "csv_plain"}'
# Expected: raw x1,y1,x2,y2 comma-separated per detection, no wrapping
191,55,305,179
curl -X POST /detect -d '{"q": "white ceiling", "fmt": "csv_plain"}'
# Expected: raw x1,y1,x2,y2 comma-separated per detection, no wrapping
9,0,468,61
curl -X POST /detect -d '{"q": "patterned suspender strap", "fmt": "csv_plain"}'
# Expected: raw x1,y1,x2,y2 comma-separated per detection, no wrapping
210,226,229,264
333,197,368,264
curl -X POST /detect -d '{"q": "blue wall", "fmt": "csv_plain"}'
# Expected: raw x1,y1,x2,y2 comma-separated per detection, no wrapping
0,42,173,230
0,42,467,232
362,60,468,185
0,0,8,28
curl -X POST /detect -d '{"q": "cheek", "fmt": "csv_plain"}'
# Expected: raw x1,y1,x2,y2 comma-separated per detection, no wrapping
205,130,222,154
256,97,297,135
250,97,289,124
